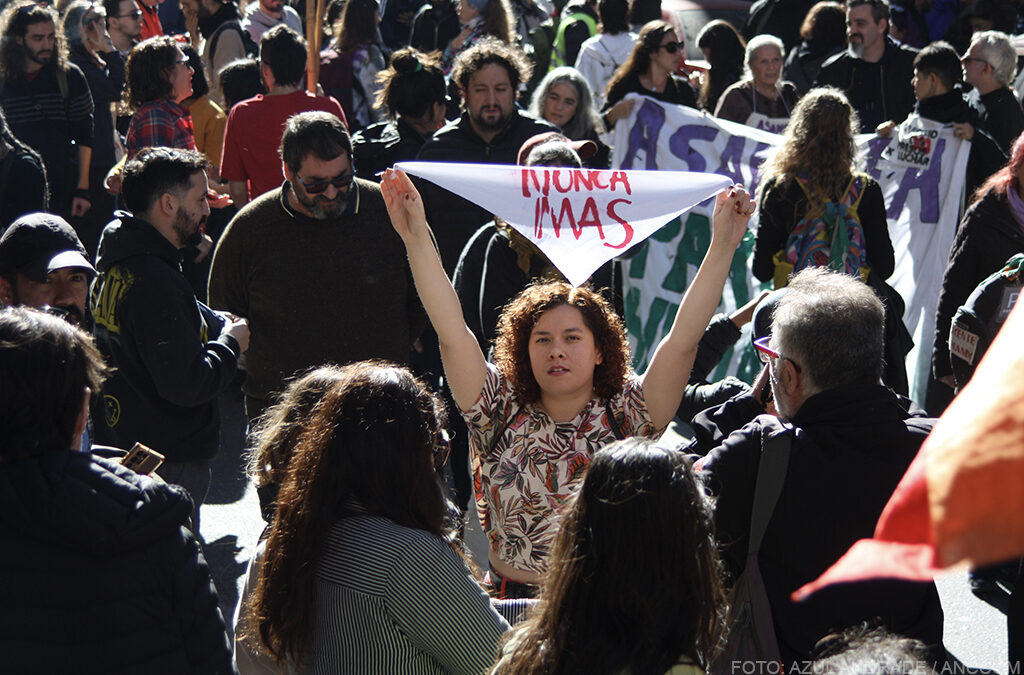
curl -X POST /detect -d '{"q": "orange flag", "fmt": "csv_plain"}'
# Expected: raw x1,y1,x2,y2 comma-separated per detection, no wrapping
794,292,1024,600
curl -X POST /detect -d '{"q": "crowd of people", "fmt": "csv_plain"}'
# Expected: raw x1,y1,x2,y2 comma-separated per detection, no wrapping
1,0,1024,671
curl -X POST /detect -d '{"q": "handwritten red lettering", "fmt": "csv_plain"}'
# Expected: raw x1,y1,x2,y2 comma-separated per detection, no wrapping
603,198,633,249
609,171,632,195
552,170,574,194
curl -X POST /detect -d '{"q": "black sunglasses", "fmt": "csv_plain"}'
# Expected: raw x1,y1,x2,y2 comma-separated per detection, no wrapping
659,41,682,54
295,171,353,194
433,434,451,472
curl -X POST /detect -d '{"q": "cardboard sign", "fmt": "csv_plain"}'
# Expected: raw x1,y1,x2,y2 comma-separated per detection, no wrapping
395,161,732,287
949,324,979,365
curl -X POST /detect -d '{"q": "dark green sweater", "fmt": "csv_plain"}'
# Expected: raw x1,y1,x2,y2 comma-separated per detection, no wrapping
208,179,425,404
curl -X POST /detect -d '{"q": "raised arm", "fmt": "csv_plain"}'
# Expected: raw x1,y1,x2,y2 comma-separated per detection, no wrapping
641,186,754,429
380,169,488,411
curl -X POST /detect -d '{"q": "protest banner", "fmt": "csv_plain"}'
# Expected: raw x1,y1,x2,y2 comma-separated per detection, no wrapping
395,161,731,286
611,94,970,403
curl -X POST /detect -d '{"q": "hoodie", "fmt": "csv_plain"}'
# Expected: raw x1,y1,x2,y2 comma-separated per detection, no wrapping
90,213,239,462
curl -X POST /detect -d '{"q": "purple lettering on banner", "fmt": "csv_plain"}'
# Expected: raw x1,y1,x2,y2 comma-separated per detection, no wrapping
620,99,667,170
668,124,718,173
714,134,747,184
863,135,890,180
748,141,770,194
886,138,943,224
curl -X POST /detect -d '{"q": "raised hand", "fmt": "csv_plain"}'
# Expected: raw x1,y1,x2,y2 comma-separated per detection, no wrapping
712,184,754,250
380,168,428,243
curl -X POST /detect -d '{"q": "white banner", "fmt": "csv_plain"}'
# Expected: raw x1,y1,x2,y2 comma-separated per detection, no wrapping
611,95,970,404
396,161,731,287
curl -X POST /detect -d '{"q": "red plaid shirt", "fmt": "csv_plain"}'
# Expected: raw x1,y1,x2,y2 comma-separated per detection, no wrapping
126,99,197,159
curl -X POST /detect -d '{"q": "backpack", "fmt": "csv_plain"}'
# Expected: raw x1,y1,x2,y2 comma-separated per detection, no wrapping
209,20,259,62
773,173,870,289
707,417,791,675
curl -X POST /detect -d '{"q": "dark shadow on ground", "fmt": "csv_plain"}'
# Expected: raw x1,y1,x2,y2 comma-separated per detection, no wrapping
208,372,249,505
201,533,246,639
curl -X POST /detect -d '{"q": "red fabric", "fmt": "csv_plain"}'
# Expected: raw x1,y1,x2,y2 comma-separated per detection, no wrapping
126,100,197,159
139,2,162,40
794,291,1024,601
219,91,347,200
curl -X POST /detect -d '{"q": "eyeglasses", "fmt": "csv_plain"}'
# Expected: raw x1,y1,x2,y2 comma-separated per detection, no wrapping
117,9,142,18
961,56,988,66
659,41,682,54
433,433,451,472
753,336,802,374
295,170,353,194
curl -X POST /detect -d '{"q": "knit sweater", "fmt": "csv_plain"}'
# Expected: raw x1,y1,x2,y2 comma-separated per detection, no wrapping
208,179,425,405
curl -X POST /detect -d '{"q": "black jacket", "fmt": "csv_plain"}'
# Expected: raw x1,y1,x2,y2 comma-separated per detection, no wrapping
932,189,1024,378
689,386,945,664
815,37,918,131
352,117,432,181
976,86,1024,156
415,109,558,273
0,450,234,673
91,214,239,461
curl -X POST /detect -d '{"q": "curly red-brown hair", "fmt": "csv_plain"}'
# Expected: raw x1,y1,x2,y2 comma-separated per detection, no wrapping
494,281,631,405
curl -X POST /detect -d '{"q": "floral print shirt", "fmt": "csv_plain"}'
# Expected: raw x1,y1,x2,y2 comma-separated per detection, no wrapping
462,362,658,575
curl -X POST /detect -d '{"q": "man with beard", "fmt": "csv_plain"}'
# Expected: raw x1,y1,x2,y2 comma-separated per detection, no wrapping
241,0,302,43
209,111,424,420
0,2,94,219
0,213,95,328
91,146,250,528
815,0,917,131
416,37,557,275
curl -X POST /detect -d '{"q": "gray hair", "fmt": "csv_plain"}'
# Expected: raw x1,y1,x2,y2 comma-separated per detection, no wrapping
971,30,1017,86
743,33,784,82
528,66,603,140
772,267,884,392
61,0,103,53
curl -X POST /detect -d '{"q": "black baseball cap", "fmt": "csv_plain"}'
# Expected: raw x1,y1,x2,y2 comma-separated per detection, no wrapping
0,212,95,281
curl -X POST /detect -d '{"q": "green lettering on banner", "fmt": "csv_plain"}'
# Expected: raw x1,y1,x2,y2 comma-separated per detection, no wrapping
628,295,675,371
628,216,683,280
662,212,711,293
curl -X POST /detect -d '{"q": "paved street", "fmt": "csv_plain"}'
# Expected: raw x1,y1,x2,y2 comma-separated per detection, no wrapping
201,381,1012,672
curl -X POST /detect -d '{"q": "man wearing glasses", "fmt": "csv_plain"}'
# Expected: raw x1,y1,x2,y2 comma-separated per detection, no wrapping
209,111,425,421
104,0,142,55
688,268,946,667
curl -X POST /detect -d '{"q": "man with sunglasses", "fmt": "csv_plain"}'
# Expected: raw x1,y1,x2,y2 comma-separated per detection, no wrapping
209,111,425,421
104,0,142,55
687,268,946,667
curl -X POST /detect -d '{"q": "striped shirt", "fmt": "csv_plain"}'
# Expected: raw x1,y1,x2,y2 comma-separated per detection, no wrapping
235,513,521,675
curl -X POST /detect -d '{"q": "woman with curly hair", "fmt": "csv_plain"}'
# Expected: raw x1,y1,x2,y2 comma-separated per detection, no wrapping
236,361,516,673
123,35,196,158
602,20,697,128
492,438,725,674
528,67,609,168
380,167,752,598
752,87,893,286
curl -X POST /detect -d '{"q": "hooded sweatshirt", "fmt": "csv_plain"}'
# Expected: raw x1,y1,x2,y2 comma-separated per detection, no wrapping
91,213,239,461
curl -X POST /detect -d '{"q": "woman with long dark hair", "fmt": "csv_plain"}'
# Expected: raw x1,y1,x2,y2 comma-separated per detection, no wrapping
379,167,752,598
602,20,697,128
695,19,745,113
320,0,389,130
493,439,725,674
783,1,846,95
238,361,514,673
